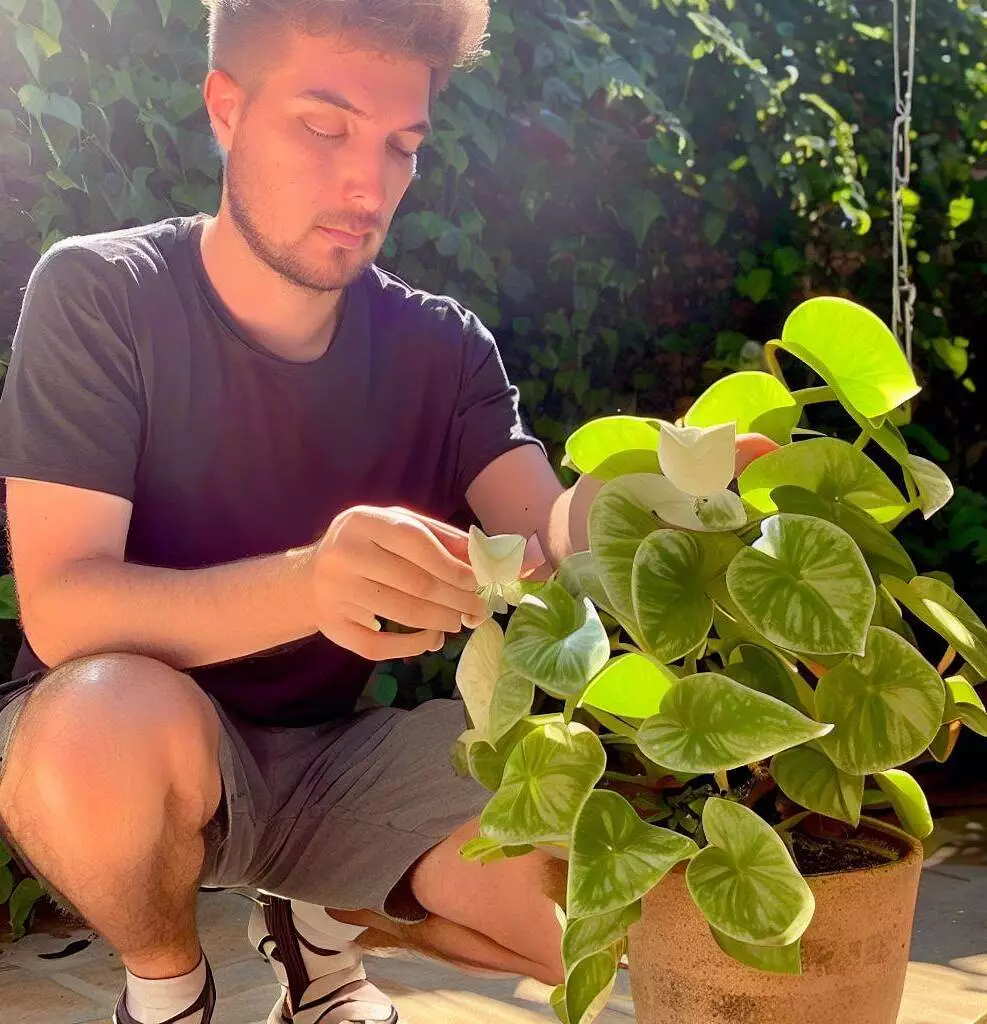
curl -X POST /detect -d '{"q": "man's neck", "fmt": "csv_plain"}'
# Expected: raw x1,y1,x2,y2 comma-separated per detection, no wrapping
198,209,346,363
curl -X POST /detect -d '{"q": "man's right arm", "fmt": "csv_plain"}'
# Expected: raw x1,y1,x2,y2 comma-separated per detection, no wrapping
8,478,487,671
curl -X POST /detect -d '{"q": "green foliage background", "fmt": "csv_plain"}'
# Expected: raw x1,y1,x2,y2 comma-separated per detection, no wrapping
0,0,985,705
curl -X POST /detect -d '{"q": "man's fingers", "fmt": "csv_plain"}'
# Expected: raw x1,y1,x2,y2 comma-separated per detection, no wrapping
397,509,473,563
734,433,779,476
374,513,477,592
348,577,466,634
335,620,445,662
359,543,488,620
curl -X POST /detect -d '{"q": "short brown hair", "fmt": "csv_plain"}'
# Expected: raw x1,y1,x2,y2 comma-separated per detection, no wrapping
204,0,490,88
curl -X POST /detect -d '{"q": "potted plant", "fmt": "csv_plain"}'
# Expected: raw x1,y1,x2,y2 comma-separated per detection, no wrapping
451,296,987,1024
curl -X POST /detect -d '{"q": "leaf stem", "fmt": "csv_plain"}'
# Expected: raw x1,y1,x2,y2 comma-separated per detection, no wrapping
792,385,837,406
774,810,811,834
937,646,957,675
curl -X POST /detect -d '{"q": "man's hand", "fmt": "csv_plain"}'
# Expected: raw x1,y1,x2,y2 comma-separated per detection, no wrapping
308,506,491,661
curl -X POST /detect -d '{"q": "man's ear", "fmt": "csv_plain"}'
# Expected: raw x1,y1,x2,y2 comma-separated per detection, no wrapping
202,68,244,156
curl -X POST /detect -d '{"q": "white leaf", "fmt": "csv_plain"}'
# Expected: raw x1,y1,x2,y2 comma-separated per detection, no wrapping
658,420,737,498
456,619,505,736
614,474,746,532
469,526,527,586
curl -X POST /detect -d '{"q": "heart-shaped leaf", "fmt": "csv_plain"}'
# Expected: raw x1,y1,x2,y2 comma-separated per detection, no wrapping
616,473,747,532
562,902,641,972
776,297,919,419
687,797,815,946
712,929,802,975
568,790,698,920
873,769,933,839
457,714,562,791
632,531,716,662
480,720,606,844
723,644,816,716
905,455,954,519
579,653,675,719
815,627,946,774
504,581,611,699
943,676,987,736
564,946,621,1024
770,745,863,826
637,672,831,773
727,514,875,656
588,482,657,627
456,620,535,743
684,371,800,445
770,485,916,580
469,527,526,586
564,416,660,479
658,420,736,497
469,527,527,614
738,437,908,523
883,575,987,678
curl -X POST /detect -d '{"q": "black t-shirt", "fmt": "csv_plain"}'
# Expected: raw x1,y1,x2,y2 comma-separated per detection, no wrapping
0,216,539,725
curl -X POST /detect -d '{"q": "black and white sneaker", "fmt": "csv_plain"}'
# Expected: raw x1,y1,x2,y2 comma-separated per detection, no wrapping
248,897,398,1024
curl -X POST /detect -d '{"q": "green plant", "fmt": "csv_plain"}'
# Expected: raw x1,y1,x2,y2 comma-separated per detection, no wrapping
0,838,45,940
451,296,986,1024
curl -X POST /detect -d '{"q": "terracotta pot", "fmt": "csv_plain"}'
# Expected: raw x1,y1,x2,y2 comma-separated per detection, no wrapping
627,819,924,1024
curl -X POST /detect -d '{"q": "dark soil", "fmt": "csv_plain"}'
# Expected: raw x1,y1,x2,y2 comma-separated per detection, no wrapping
792,829,901,876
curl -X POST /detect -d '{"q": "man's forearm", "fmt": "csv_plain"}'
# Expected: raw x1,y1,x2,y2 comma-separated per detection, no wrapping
24,547,318,670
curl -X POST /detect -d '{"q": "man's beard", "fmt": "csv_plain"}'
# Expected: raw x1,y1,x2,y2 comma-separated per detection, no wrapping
225,151,380,293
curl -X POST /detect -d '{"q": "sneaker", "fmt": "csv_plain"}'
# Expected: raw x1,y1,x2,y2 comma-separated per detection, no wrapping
112,958,216,1024
248,896,398,1024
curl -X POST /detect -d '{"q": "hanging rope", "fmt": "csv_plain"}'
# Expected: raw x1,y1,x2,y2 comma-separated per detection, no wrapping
891,0,919,365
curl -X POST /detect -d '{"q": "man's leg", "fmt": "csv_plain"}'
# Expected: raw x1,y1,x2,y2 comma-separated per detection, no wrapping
0,653,222,982
327,818,566,987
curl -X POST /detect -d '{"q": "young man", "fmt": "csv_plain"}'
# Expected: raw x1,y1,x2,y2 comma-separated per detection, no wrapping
0,2,579,1022
0,2,774,1021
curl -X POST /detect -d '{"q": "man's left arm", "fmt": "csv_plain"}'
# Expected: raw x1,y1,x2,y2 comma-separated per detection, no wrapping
465,445,601,576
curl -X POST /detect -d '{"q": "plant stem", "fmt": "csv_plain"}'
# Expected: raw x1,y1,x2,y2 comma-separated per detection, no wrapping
774,810,811,834
792,385,837,406
853,430,869,450
937,646,957,675
590,708,639,739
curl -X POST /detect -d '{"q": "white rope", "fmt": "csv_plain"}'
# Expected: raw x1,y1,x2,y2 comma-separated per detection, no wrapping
891,0,919,365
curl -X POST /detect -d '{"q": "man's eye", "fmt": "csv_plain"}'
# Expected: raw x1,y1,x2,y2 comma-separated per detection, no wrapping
389,142,418,160
303,122,344,141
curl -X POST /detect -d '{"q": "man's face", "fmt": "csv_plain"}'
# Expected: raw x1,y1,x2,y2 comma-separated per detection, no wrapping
217,32,431,292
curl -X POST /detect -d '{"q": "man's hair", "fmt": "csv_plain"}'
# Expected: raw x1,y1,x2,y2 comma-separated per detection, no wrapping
204,0,490,89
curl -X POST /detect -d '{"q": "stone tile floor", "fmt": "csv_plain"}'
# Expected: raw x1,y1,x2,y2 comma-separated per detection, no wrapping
2,814,986,1024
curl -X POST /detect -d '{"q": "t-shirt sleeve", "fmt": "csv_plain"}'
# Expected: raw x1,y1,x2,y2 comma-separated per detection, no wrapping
450,314,544,502
0,244,143,500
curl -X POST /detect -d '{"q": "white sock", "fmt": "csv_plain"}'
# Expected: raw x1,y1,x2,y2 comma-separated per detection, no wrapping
125,954,207,1024
290,901,366,980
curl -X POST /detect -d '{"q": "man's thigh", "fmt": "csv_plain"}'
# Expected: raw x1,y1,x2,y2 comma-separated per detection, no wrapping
205,697,488,921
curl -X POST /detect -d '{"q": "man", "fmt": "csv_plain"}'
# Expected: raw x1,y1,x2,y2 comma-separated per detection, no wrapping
0,2,772,1022
0,1,575,1021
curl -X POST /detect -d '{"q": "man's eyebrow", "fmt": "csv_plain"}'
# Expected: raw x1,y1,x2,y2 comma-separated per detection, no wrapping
299,89,432,136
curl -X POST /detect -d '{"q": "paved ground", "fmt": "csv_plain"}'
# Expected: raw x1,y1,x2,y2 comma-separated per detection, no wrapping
1,813,986,1024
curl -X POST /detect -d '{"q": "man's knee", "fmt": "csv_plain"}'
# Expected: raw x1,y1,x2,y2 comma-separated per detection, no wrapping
0,653,222,842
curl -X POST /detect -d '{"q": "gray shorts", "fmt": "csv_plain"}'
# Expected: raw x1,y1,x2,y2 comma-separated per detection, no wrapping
0,679,487,924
